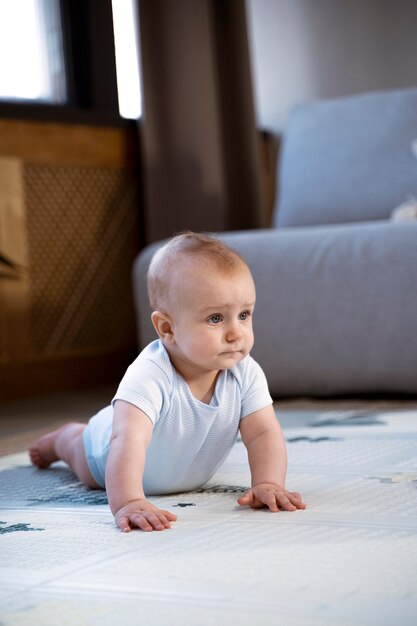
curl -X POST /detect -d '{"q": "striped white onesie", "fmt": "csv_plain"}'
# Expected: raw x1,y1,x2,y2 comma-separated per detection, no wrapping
83,339,273,495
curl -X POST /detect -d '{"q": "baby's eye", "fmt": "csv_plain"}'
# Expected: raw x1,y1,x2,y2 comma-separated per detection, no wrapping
208,314,223,324
238,311,250,321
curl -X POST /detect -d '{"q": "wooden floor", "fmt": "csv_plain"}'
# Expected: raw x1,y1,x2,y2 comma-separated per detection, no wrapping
1,385,417,457
0,385,114,456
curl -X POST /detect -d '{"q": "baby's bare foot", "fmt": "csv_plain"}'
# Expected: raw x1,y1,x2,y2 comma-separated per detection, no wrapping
29,430,60,469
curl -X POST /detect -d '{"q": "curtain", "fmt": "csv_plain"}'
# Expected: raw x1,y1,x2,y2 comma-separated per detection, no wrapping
137,0,262,243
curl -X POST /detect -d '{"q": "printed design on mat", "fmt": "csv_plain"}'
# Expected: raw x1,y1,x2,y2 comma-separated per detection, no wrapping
366,473,417,485
0,521,44,534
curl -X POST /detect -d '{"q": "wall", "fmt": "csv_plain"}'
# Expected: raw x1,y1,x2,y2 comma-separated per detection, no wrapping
246,0,417,133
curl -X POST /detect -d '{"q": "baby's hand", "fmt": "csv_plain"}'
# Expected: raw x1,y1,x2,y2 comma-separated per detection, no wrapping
237,483,306,513
114,499,177,532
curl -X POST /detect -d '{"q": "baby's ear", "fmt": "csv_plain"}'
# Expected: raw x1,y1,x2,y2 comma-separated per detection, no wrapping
151,311,174,343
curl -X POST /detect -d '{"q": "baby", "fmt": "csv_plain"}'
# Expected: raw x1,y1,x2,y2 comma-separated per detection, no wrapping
30,231,306,532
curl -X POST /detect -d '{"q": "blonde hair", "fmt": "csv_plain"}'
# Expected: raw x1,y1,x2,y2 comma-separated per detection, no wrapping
147,231,249,311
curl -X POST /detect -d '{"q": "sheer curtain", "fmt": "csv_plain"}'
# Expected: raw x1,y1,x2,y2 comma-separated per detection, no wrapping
137,0,262,243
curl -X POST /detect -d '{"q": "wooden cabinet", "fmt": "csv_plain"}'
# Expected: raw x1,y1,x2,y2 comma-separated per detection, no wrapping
0,120,141,399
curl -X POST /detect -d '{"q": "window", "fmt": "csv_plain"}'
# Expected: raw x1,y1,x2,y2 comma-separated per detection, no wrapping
112,0,142,119
0,0,142,122
0,0,66,103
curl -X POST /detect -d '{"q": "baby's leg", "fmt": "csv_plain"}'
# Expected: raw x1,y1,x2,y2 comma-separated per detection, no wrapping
29,423,99,488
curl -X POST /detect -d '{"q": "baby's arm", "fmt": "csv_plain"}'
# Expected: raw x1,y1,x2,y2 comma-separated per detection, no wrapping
238,405,306,512
105,400,177,532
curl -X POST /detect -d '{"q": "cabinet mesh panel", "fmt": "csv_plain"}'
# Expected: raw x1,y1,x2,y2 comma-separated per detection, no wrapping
23,163,139,356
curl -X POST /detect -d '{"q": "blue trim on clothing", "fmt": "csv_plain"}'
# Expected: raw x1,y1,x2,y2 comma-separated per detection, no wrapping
82,426,106,488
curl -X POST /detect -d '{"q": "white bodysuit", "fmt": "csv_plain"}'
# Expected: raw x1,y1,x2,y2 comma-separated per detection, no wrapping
83,340,273,495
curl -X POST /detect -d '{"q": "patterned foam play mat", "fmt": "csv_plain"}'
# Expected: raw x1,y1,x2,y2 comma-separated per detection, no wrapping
1,409,417,625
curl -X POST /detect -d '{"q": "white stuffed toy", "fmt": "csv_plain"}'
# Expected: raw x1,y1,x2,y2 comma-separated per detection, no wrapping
391,197,417,221
390,140,417,221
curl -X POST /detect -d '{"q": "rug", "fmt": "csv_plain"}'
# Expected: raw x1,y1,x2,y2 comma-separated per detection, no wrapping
1,409,417,626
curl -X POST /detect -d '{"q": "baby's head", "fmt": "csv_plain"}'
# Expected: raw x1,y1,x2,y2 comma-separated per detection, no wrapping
147,231,251,315
147,232,255,371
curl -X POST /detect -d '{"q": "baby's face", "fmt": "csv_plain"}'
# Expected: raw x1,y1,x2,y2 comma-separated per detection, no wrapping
166,263,256,375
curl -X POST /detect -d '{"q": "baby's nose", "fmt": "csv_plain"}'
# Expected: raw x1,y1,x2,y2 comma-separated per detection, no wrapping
225,321,242,341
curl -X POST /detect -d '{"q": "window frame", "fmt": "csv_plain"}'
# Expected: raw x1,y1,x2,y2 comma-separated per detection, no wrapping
0,0,127,127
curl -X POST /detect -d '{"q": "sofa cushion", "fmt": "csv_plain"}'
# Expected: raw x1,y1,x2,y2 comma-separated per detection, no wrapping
275,88,417,227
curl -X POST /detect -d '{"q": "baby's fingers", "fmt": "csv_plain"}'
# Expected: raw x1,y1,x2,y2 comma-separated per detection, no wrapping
274,491,307,511
117,513,153,533
117,515,133,533
138,511,176,531
118,511,173,533
288,492,307,509
237,490,252,506
273,492,297,512
161,509,178,522
237,490,264,509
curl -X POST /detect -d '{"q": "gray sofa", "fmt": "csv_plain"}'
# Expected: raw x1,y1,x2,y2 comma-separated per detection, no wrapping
133,88,417,397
